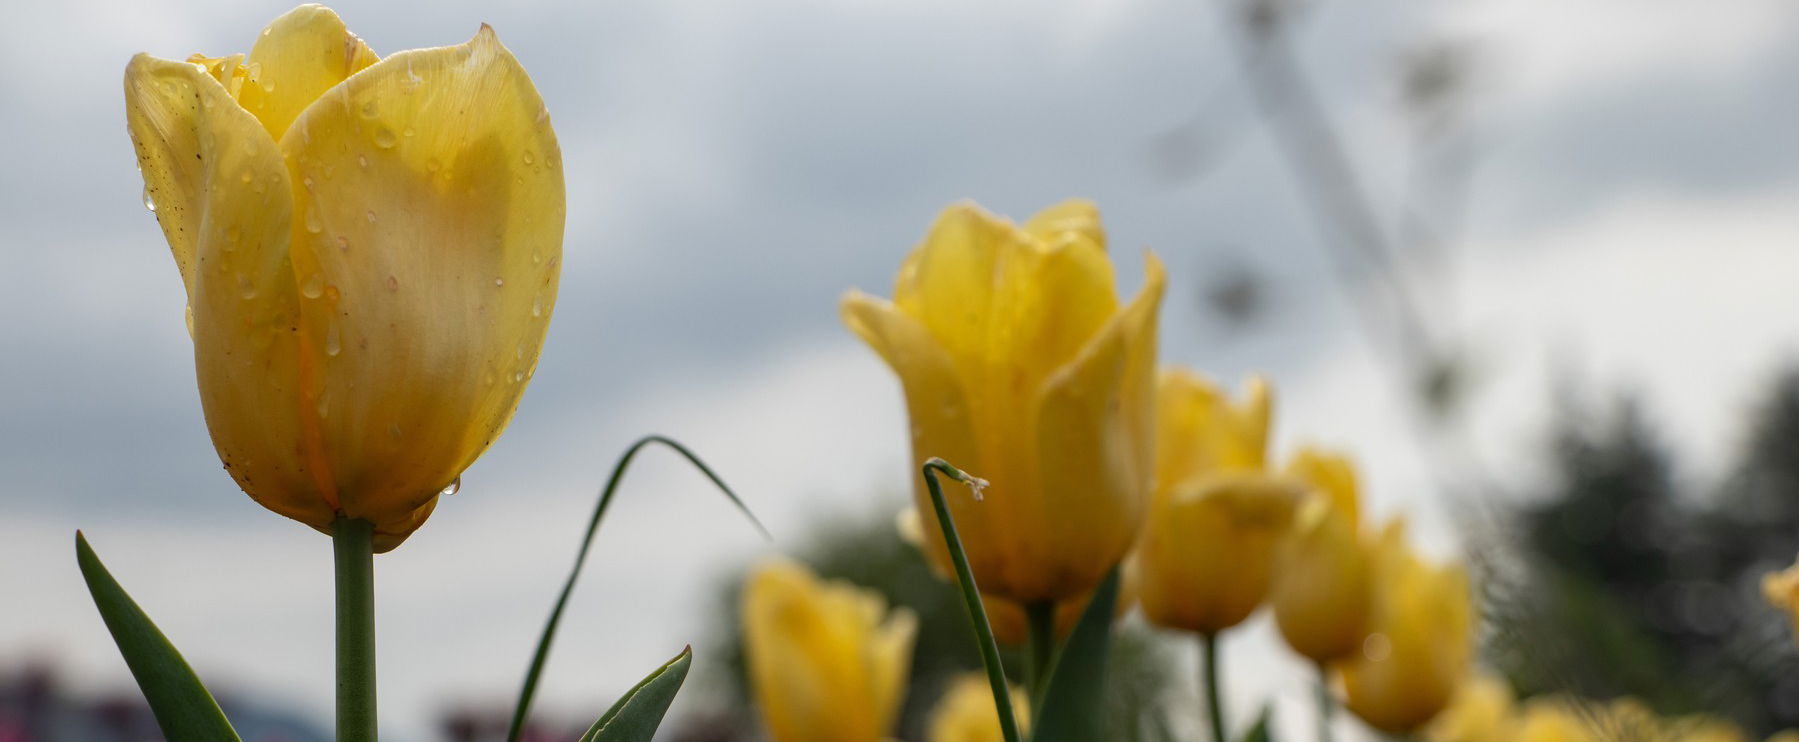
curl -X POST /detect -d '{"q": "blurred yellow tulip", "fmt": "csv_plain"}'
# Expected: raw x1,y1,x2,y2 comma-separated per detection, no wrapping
743,559,918,742
843,200,1165,603
1270,448,1373,663
1425,672,1515,742
1338,522,1475,734
1136,370,1299,635
1506,699,1598,742
125,5,562,551
1763,553,1799,642
926,674,1030,742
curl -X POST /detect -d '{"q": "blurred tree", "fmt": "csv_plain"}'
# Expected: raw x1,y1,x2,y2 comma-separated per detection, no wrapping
1483,374,1799,736
673,504,1179,741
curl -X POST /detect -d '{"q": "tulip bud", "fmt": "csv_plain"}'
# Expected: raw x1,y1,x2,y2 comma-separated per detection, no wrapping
1424,672,1515,742
743,559,918,742
124,5,562,550
1337,522,1475,735
927,674,1031,742
1270,448,1372,663
1764,553,1799,643
843,200,1165,603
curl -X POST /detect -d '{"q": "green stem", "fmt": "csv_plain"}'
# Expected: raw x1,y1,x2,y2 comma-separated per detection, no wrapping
1316,662,1334,742
334,518,377,742
1203,633,1226,742
1024,601,1057,705
922,458,1022,742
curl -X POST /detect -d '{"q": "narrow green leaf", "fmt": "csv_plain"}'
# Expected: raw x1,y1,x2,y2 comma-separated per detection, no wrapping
1239,706,1273,742
577,646,693,742
75,532,241,742
922,458,1023,742
1030,566,1122,742
507,435,766,742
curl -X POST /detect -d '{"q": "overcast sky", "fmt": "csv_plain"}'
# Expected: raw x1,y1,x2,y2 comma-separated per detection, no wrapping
4,0,1799,740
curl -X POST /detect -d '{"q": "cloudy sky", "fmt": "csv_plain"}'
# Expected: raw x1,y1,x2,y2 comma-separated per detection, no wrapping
4,0,1799,739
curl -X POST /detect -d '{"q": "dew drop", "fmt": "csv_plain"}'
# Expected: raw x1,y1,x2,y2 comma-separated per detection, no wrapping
366,210,377,224
324,284,340,302
402,127,415,138
530,296,544,318
440,478,461,496
511,370,525,383
302,175,314,191
493,277,505,287
530,251,542,265
336,236,350,252
315,391,330,419
522,151,534,165
300,273,325,299
142,187,156,212
183,304,195,340
386,275,399,292
237,274,258,300
303,208,322,234
373,128,397,148
357,154,369,169
323,321,342,357
359,100,379,119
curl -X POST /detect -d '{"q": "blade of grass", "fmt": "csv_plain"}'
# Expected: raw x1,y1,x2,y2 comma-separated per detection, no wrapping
922,457,1023,742
506,435,767,742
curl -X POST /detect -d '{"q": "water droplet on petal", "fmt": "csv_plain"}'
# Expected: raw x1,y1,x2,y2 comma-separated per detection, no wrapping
386,275,399,292
360,100,379,119
530,251,542,265
303,208,322,234
357,154,368,169
373,128,397,148
531,296,544,318
337,236,350,252
402,127,415,138
237,274,258,300
323,322,342,357
522,151,534,165
300,273,324,299
302,175,314,191
366,210,377,224
493,277,505,287
183,304,195,339
440,478,461,496
512,370,525,383
142,187,156,212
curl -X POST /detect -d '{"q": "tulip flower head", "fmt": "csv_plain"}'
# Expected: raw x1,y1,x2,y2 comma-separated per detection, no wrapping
1338,521,1475,735
1764,553,1799,642
743,559,918,742
1136,370,1301,635
1270,447,1374,663
843,200,1165,604
926,674,1031,742
1425,672,1516,742
124,5,562,550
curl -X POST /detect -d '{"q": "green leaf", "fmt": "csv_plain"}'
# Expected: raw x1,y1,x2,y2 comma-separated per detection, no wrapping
507,436,765,742
577,646,692,742
1030,566,1122,742
75,532,241,742
1239,706,1273,742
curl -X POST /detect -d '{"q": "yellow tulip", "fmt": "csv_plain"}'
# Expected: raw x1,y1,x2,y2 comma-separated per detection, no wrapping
926,674,1031,742
124,5,562,551
743,559,918,742
1270,448,1373,663
1136,370,1299,635
843,200,1165,604
1425,672,1515,742
1505,699,1598,742
1764,553,1799,642
1338,521,1475,734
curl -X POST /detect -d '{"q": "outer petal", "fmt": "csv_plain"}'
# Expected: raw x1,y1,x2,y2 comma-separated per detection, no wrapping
279,26,563,542
1271,496,1371,661
1021,253,1164,602
236,4,379,140
124,54,334,532
842,292,994,585
1137,473,1300,633
1021,198,1104,253
1287,446,1360,527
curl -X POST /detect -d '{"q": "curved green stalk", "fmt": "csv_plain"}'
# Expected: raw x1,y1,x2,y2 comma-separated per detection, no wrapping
922,458,1022,742
506,435,767,742
334,518,377,742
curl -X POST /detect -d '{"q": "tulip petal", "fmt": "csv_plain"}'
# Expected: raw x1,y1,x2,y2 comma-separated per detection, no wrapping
1025,253,1165,601
841,293,993,582
124,54,336,532
1021,198,1104,252
236,4,379,140
279,25,563,540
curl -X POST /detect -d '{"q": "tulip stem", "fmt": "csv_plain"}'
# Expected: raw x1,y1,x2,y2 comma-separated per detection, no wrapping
1315,662,1334,742
334,518,377,742
922,458,1023,742
1025,601,1057,705
1202,633,1226,742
